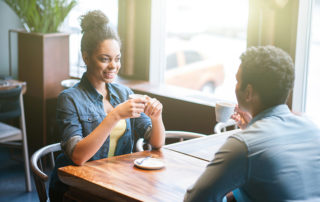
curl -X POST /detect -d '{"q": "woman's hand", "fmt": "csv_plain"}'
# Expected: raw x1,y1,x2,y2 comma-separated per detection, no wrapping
144,96,163,120
231,105,252,129
144,96,165,149
113,98,146,119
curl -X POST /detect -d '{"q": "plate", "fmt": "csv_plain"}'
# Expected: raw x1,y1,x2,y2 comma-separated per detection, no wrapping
134,157,165,170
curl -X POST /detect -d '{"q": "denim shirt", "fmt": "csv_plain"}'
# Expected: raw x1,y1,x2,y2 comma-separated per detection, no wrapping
49,73,152,201
57,72,152,160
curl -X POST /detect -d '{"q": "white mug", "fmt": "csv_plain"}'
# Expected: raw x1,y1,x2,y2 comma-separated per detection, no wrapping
215,101,236,123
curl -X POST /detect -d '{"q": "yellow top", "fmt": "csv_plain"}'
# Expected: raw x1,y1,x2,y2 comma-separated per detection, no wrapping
108,119,127,157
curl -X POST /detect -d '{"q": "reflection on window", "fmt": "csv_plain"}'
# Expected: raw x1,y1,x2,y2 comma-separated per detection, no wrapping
166,53,178,70
164,0,248,101
61,0,118,78
305,0,320,126
184,51,202,65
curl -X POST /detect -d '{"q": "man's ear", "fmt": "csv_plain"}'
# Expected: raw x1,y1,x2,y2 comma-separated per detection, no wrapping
82,52,89,65
245,84,254,102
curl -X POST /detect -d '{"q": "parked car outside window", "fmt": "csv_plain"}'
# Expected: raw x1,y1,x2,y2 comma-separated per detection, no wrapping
164,49,225,94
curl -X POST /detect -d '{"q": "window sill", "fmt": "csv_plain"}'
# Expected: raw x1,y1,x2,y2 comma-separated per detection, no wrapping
68,76,222,107
116,77,220,107
116,77,222,134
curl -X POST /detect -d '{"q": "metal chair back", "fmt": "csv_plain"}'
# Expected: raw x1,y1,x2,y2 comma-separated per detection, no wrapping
0,85,32,192
0,85,21,120
214,120,238,134
30,143,61,202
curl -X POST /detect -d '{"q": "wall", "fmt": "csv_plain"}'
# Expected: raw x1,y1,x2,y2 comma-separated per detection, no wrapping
0,2,23,78
247,0,298,59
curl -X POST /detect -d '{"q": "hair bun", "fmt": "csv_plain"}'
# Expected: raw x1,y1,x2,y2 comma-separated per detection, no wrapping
80,10,109,33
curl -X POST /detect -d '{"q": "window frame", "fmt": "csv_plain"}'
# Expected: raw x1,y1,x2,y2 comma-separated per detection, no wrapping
292,0,313,113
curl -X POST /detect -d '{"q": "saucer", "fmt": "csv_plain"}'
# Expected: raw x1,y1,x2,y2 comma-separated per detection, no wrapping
134,157,165,170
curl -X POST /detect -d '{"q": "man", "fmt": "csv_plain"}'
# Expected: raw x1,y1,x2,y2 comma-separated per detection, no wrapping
184,46,320,202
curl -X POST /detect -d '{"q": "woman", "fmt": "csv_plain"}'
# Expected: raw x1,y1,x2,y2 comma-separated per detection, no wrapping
49,10,165,201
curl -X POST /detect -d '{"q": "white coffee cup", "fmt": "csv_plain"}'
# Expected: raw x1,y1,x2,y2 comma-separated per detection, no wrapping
129,94,147,99
215,101,236,123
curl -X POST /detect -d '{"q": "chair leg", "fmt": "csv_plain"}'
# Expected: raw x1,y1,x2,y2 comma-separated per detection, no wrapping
33,174,48,202
50,152,55,168
21,125,32,192
20,94,32,192
22,143,32,192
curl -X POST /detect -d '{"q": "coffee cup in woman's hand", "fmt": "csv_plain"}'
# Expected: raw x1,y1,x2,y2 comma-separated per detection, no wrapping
129,94,147,100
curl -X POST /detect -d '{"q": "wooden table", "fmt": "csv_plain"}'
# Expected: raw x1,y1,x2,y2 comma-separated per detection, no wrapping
0,80,27,94
58,130,241,201
164,129,241,162
58,149,208,202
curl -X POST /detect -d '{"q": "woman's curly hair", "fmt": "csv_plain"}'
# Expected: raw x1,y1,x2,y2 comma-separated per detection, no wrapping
80,10,121,55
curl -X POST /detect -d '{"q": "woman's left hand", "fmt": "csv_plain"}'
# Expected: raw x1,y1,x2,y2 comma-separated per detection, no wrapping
144,96,163,120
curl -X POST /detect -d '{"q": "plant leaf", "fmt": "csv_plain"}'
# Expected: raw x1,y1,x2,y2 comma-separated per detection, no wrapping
4,0,78,33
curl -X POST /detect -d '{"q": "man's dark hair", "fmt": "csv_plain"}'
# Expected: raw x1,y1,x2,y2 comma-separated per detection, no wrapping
240,45,295,107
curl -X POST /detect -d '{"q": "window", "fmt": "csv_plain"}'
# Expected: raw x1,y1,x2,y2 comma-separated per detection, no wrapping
305,0,320,125
166,53,178,70
293,0,320,126
184,50,202,65
163,0,248,101
60,0,118,78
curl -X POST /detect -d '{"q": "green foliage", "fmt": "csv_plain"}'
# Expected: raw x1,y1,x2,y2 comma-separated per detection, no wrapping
4,0,77,33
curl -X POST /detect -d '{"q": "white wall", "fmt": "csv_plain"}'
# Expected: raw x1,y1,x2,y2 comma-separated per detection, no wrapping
0,2,23,79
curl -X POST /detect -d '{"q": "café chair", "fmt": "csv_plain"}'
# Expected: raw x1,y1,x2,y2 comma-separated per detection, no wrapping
0,85,32,192
30,143,61,202
214,119,238,134
136,130,206,152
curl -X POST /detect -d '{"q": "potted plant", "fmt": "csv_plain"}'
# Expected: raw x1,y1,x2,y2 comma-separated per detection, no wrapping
4,0,77,151
4,0,77,33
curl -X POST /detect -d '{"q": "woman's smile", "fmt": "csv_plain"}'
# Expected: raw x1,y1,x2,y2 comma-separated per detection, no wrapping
104,71,117,79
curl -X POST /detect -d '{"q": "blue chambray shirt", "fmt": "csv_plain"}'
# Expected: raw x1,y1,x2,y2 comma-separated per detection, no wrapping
185,104,320,202
57,72,152,160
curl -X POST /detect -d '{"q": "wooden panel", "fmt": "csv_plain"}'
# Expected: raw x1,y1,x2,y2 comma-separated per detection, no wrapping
43,34,69,99
131,83,217,135
17,31,69,152
18,32,44,99
23,95,45,153
58,149,207,202
159,97,215,134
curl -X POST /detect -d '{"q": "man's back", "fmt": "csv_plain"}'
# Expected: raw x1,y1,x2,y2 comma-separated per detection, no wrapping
233,104,320,201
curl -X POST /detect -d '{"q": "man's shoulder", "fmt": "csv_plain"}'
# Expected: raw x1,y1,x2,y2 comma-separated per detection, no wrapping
232,113,320,150
230,118,281,150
